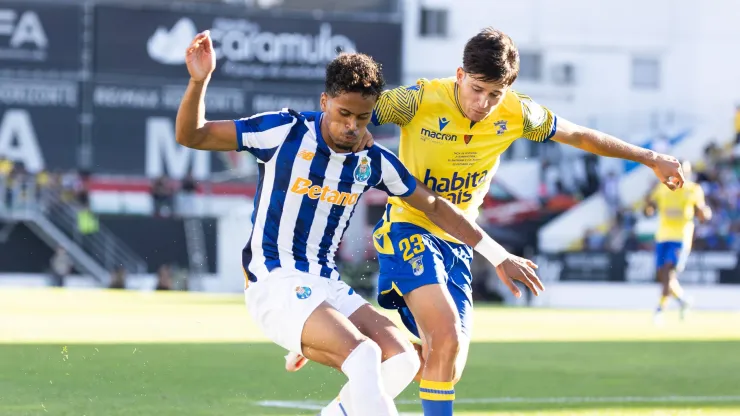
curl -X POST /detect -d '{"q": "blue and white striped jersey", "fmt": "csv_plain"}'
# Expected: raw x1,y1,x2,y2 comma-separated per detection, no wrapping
236,109,417,282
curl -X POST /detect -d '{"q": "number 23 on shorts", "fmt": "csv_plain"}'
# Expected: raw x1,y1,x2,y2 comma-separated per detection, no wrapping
399,234,425,261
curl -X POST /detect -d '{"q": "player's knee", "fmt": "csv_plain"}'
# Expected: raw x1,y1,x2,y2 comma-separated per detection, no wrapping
381,349,421,397
393,348,421,379
427,325,461,362
343,338,382,369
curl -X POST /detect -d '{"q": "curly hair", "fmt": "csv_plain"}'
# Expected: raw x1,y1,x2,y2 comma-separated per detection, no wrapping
325,52,386,99
463,27,520,85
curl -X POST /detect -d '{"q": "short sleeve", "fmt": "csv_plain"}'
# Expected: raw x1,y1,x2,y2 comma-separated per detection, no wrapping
371,79,426,127
513,91,557,143
373,146,417,197
233,110,297,162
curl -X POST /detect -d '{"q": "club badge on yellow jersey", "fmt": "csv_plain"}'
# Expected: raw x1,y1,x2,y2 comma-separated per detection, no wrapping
372,77,557,242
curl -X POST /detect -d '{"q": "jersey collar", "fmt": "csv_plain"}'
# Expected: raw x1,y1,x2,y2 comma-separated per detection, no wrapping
453,82,478,129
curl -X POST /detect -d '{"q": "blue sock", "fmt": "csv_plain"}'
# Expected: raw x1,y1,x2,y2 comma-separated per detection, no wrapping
420,380,454,415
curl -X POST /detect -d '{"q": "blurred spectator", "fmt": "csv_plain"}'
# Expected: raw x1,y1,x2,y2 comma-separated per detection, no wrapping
49,247,73,287
77,200,99,236
152,175,174,217
601,171,620,219
583,228,605,251
177,173,198,217
580,153,601,198
109,266,127,289
61,170,84,204
155,264,173,291
545,181,578,212
0,157,11,212
735,105,740,144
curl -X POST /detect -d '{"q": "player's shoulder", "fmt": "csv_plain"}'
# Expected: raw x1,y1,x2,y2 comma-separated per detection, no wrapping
506,90,539,111
367,142,398,160
237,108,302,129
687,180,704,193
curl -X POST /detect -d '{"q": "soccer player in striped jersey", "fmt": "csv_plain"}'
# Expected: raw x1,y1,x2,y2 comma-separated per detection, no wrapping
176,31,542,416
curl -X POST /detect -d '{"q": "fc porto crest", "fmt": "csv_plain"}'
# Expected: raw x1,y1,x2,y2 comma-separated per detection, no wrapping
409,255,424,276
295,286,312,300
354,156,372,182
494,120,508,135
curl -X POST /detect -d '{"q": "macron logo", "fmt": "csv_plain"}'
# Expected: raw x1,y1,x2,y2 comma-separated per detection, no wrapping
147,17,198,65
438,117,450,131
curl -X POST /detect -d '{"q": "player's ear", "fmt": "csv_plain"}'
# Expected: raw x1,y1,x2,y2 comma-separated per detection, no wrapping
456,67,465,84
320,93,328,112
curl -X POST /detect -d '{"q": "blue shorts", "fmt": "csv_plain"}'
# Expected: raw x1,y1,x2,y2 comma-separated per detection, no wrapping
373,218,474,338
655,241,688,271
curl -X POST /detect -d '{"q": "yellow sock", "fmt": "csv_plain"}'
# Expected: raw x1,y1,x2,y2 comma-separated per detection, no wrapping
658,295,668,311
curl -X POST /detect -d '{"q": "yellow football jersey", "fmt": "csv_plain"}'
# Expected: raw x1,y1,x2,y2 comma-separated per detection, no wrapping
372,77,557,242
651,181,705,242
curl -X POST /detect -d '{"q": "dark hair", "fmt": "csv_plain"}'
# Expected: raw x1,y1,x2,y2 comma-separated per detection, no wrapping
462,27,519,85
325,52,385,99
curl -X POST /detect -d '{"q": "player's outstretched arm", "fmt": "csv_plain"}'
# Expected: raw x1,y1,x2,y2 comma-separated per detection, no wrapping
552,118,685,191
175,31,237,152
694,186,712,223
696,204,712,223
400,179,544,297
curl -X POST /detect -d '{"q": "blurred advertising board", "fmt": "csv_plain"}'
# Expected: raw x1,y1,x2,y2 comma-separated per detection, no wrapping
0,78,80,171
0,2,82,74
93,5,402,85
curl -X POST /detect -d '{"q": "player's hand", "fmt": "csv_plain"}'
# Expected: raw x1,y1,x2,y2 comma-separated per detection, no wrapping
352,130,375,152
185,31,216,82
650,153,684,191
495,256,544,298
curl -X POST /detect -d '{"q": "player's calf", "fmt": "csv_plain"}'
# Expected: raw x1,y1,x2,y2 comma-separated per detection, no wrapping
404,284,462,416
301,304,398,416
320,304,421,415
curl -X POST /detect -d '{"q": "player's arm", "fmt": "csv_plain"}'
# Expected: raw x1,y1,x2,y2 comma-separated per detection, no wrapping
371,81,425,127
551,118,685,190
693,185,712,223
402,181,543,297
175,31,237,151
176,78,237,151
176,31,293,160
375,148,543,297
351,81,425,151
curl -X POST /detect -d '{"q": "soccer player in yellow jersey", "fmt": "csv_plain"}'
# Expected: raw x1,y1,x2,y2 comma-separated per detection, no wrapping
645,161,711,324
304,27,685,416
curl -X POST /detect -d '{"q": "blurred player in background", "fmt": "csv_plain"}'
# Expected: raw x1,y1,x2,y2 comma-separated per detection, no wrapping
298,27,688,416
645,160,712,324
176,31,542,416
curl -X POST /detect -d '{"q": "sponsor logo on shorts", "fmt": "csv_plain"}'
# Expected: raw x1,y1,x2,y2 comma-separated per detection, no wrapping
295,286,312,299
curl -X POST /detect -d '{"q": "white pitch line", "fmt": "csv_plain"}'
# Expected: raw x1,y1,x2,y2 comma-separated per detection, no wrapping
257,395,740,411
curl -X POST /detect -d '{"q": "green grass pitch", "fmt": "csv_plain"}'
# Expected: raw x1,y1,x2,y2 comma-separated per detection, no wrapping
1,287,739,415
